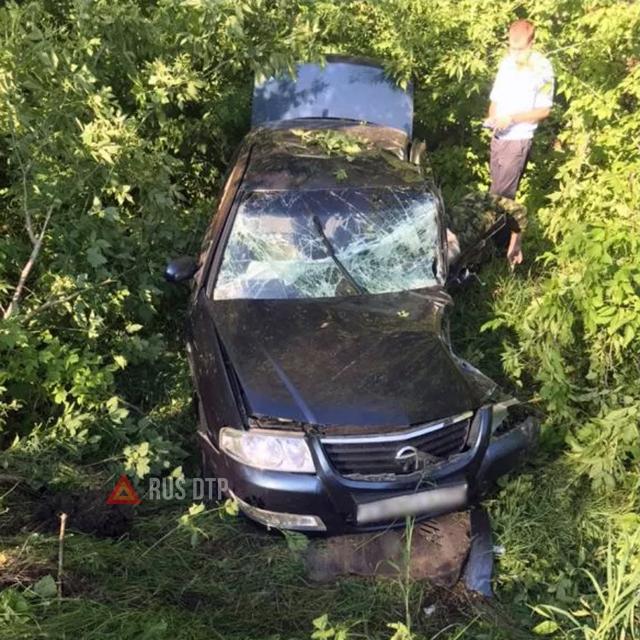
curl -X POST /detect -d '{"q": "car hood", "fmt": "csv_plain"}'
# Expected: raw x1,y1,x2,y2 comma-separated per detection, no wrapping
212,290,482,429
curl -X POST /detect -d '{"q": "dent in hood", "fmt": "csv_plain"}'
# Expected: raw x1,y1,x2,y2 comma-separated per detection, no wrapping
212,291,483,430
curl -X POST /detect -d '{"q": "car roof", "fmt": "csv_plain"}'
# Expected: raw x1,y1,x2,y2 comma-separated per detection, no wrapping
240,120,427,192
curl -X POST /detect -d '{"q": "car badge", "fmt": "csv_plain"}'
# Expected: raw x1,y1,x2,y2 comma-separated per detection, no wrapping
394,445,421,473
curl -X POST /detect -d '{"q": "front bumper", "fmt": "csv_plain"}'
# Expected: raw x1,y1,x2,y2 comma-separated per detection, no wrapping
201,406,538,533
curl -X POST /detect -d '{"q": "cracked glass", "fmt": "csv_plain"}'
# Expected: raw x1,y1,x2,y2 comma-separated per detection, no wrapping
213,187,442,300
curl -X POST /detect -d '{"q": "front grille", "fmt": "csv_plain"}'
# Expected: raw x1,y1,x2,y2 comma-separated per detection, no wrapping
321,413,472,477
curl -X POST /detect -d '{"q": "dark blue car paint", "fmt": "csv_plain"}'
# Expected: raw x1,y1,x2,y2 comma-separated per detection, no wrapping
174,58,538,533
199,405,537,533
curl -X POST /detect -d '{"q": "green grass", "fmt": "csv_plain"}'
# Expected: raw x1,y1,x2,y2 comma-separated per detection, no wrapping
5,468,632,640
0,496,501,640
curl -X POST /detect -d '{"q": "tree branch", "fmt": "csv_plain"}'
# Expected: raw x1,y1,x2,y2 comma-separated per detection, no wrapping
3,205,54,320
24,278,114,319
22,168,36,246
9,125,36,246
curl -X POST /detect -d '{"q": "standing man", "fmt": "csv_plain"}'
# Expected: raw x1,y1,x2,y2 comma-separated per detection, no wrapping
485,19,554,265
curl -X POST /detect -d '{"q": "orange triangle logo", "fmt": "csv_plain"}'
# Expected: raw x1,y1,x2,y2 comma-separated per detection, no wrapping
106,474,141,505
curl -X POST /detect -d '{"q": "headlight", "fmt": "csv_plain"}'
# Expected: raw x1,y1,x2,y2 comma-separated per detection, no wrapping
220,427,315,473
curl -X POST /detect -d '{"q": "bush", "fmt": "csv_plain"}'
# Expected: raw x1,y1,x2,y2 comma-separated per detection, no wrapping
0,1,639,635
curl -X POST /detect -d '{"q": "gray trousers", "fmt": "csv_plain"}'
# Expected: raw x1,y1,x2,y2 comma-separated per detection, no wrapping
490,137,533,199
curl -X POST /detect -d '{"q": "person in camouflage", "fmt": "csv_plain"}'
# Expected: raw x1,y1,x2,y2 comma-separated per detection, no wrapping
444,192,527,267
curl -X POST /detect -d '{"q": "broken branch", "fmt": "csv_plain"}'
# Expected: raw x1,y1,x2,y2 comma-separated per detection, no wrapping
3,205,53,320
57,512,67,603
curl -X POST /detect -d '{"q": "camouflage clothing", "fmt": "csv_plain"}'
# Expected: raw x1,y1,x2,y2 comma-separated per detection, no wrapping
445,192,527,257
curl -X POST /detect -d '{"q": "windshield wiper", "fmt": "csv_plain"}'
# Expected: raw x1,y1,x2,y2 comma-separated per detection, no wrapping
311,215,368,295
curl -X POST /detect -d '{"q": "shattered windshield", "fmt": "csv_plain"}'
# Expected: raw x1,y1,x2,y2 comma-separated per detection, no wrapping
213,187,443,300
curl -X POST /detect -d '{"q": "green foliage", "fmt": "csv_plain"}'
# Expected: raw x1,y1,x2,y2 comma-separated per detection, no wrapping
482,3,640,494
533,524,640,640
311,613,350,640
291,129,367,158
387,622,413,640
0,1,639,639
1,0,636,483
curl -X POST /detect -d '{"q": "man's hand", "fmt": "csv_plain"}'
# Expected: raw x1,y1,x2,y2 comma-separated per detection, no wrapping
487,108,551,131
493,114,513,130
507,246,524,268
507,231,523,268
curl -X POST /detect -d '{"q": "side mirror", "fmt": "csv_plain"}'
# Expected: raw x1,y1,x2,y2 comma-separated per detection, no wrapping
165,256,198,283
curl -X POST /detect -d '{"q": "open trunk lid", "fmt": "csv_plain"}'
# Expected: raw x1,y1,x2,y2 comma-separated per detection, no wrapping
251,55,414,137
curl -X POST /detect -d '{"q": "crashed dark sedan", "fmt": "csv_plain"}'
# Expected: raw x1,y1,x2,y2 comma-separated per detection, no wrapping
166,57,538,533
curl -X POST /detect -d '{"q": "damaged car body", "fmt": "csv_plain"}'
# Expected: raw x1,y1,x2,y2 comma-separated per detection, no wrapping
166,57,539,533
